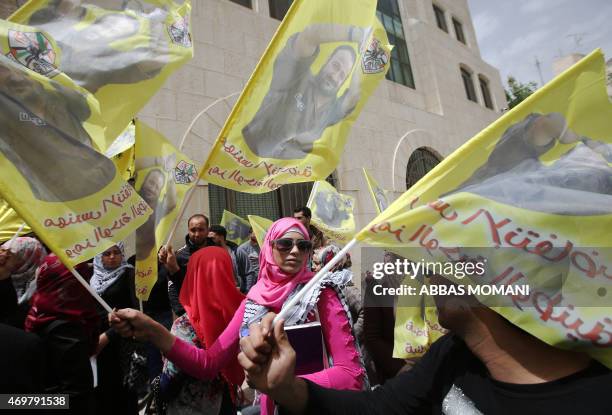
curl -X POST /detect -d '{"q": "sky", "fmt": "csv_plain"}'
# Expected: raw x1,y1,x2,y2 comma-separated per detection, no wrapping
467,0,612,88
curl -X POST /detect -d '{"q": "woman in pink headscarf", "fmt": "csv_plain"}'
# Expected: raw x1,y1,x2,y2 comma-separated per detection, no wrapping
110,218,365,414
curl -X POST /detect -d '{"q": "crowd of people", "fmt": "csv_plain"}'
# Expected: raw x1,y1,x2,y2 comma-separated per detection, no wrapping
1,205,610,415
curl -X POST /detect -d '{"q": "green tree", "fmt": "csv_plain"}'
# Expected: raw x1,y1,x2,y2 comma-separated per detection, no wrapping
504,76,537,109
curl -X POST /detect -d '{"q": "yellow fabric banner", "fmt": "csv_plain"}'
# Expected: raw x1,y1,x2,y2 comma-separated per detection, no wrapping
107,122,136,181
202,0,391,193
0,198,31,243
221,210,252,245
133,120,198,300
0,19,108,152
0,53,152,267
307,180,355,245
356,50,612,367
11,0,193,147
363,168,390,214
247,215,273,247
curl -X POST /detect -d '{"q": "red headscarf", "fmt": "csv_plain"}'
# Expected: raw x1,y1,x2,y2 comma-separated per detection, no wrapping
25,254,100,354
246,218,314,309
179,246,245,385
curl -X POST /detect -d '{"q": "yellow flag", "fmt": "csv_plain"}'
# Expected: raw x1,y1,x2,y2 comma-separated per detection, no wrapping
393,285,448,359
307,180,355,244
0,198,31,243
221,210,252,245
133,120,199,300
0,53,152,267
0,19,109,152
106,122,136,181
10,0,193,147
363,168,390,214
357,50,612,367
247,215,273,247
202,0,390,192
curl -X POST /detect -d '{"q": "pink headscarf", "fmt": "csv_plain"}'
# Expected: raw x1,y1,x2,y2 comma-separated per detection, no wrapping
246,218,313,309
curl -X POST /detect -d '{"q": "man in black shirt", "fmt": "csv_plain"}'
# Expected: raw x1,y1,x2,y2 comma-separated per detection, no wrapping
238,281,612,414
159,213,213,316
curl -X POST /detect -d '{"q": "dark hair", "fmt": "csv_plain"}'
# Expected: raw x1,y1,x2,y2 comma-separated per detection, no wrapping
187,214,209,227
209,224,227,239
293,206,311,218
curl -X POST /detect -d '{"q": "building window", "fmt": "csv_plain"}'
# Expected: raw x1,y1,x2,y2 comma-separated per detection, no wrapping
269,0,293,20
229,0,252,8
479,75,494,109
460,67,477,102
208,184,280,224
452,17,466,44
432,4,448,32
406,148,442,190
377,0,415,89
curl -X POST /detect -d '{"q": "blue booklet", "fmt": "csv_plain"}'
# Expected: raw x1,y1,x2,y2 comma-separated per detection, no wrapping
285,321,326,375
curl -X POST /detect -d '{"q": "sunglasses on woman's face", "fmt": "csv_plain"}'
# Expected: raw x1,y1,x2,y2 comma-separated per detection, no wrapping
272,238,313,253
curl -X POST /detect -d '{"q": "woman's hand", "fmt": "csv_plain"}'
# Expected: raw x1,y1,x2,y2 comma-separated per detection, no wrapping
238,312,307,413
109,308,176,352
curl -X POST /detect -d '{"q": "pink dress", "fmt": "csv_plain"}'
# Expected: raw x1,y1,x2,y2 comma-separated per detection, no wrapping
165,287,364,414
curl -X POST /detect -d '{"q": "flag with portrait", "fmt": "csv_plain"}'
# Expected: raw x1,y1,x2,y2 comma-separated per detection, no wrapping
133,120,198,300
10,0,194,148
0,49,151,267
201,0,391,193
106,121,136,181
221,210,251,245
363,168,391,214
307,180,356,245
355,50,612,367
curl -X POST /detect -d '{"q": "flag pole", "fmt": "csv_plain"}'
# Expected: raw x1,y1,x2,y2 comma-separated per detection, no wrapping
274,238,358,325
69,266,113,313
4,222,26,249
163,185,197,247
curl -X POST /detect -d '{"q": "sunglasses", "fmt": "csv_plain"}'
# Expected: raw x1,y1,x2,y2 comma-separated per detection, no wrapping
272,238,313,253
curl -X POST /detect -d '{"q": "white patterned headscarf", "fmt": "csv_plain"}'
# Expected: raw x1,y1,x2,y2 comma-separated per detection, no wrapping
90,242,133,295
1,237,47,302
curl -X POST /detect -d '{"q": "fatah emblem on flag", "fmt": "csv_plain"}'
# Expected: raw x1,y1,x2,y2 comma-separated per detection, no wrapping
174,160,197,184
361,37,389,74
168,15,191,48
6,30,59,77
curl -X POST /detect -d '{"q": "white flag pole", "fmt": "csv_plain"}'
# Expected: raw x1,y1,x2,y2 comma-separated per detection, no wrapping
274,238,358,325
69,266,113,313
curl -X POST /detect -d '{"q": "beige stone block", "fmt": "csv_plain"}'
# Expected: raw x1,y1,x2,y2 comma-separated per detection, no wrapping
166,64,205,95
192,41,225,72
176,94,215,123
143,88,177,120
193,16,215,44
204,70,244,98
224,51,258,79
212,19,246,54
244,35,268,60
